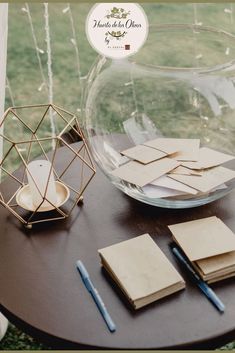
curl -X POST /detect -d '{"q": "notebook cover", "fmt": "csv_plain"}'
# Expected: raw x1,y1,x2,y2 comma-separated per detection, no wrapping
98,234,185,307
196,251,235,275
168,216,235,261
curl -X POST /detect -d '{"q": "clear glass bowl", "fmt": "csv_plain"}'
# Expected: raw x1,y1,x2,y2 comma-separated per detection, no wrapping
83,24,235,208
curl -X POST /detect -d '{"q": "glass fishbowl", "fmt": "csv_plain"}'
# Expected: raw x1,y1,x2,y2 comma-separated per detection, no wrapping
83,24,235,208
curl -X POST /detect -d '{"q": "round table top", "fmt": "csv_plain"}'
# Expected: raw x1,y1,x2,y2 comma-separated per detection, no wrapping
1,144,235,349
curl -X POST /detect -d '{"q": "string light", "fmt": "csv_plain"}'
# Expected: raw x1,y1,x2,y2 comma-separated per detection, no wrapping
63,4,82,108
62,6,69,14
24,3,48,95
224,4,234,55
22,3,56,150
230,4,234,24
44,3,56,149
38,82,45,92
124,81,133,86
192,3,206,141
224,8,232,14
70,38,76,46
193,4,202,26
36,47,45,54
195,54,203,60
6,77,15,107
130,63,138,116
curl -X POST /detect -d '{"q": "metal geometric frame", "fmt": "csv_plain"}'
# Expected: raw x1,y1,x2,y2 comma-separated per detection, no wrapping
0,104,96,228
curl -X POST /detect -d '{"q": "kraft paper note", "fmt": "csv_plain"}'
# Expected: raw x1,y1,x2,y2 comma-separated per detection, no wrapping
111,158,179,187
170,166,202,176
150,175,198,195
182,147,235,170
121,144,166,164
143,138,200,161
169,216,235,261
196,251,235,276
98,234,185,309
168,166,235,193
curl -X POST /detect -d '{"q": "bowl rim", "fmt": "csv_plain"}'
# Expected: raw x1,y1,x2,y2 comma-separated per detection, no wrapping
129,23,235,73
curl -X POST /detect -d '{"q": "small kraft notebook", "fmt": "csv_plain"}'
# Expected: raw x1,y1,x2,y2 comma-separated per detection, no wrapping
98,234,185,309
169,216,235,283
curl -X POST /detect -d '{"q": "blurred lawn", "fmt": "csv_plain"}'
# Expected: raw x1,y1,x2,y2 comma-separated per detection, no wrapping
6,3,235,111
2,2,235,350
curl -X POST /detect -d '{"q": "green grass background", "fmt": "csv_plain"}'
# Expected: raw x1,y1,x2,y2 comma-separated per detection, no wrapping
1,2,235,350
5,3,235,111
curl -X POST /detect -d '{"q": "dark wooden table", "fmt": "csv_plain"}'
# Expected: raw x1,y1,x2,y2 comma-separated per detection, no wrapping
0,144,235,349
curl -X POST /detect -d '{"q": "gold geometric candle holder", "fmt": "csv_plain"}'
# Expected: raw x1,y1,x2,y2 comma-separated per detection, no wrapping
0,104,96,228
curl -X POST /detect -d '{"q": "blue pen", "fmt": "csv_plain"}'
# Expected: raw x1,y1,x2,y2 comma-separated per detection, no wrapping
171,244,225,313
76,260,116,332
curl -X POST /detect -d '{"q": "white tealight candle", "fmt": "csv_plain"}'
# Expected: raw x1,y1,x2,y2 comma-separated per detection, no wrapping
26,160,57,210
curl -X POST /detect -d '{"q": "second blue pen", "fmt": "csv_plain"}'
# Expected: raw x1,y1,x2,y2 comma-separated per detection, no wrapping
171,244,225,313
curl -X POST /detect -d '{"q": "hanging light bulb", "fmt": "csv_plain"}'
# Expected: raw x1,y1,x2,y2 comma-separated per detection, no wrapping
224,8,232,14
62,6,70,14
36,47,45,54
70,38,76,46
38,82,45,92
124,81,133,86
131,110,138,117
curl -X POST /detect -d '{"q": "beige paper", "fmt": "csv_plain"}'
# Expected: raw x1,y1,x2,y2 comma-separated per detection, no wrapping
194,260,235,282
111,158,179,187
208,271,235,284
196,251,235,275
151,175,198,195
193,257,235,282
121,144,166,164
168,166,235,193
143,138,200,161
182,147,235,170
169,216,235,261
142,185,188,199
99,234,185,308
170,166,202,176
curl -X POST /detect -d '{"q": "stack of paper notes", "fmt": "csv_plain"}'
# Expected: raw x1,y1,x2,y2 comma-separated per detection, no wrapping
110,138,235,199
169,216,235,283
98,234,185,309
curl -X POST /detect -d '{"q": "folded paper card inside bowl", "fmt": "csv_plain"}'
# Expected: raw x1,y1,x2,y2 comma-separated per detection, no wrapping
109,138,235,207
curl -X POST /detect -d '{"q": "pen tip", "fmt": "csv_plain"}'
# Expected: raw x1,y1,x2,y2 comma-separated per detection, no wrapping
219,304,225,313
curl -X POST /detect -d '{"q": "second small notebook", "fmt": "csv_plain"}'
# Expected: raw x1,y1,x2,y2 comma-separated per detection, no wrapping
98,234,185,309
